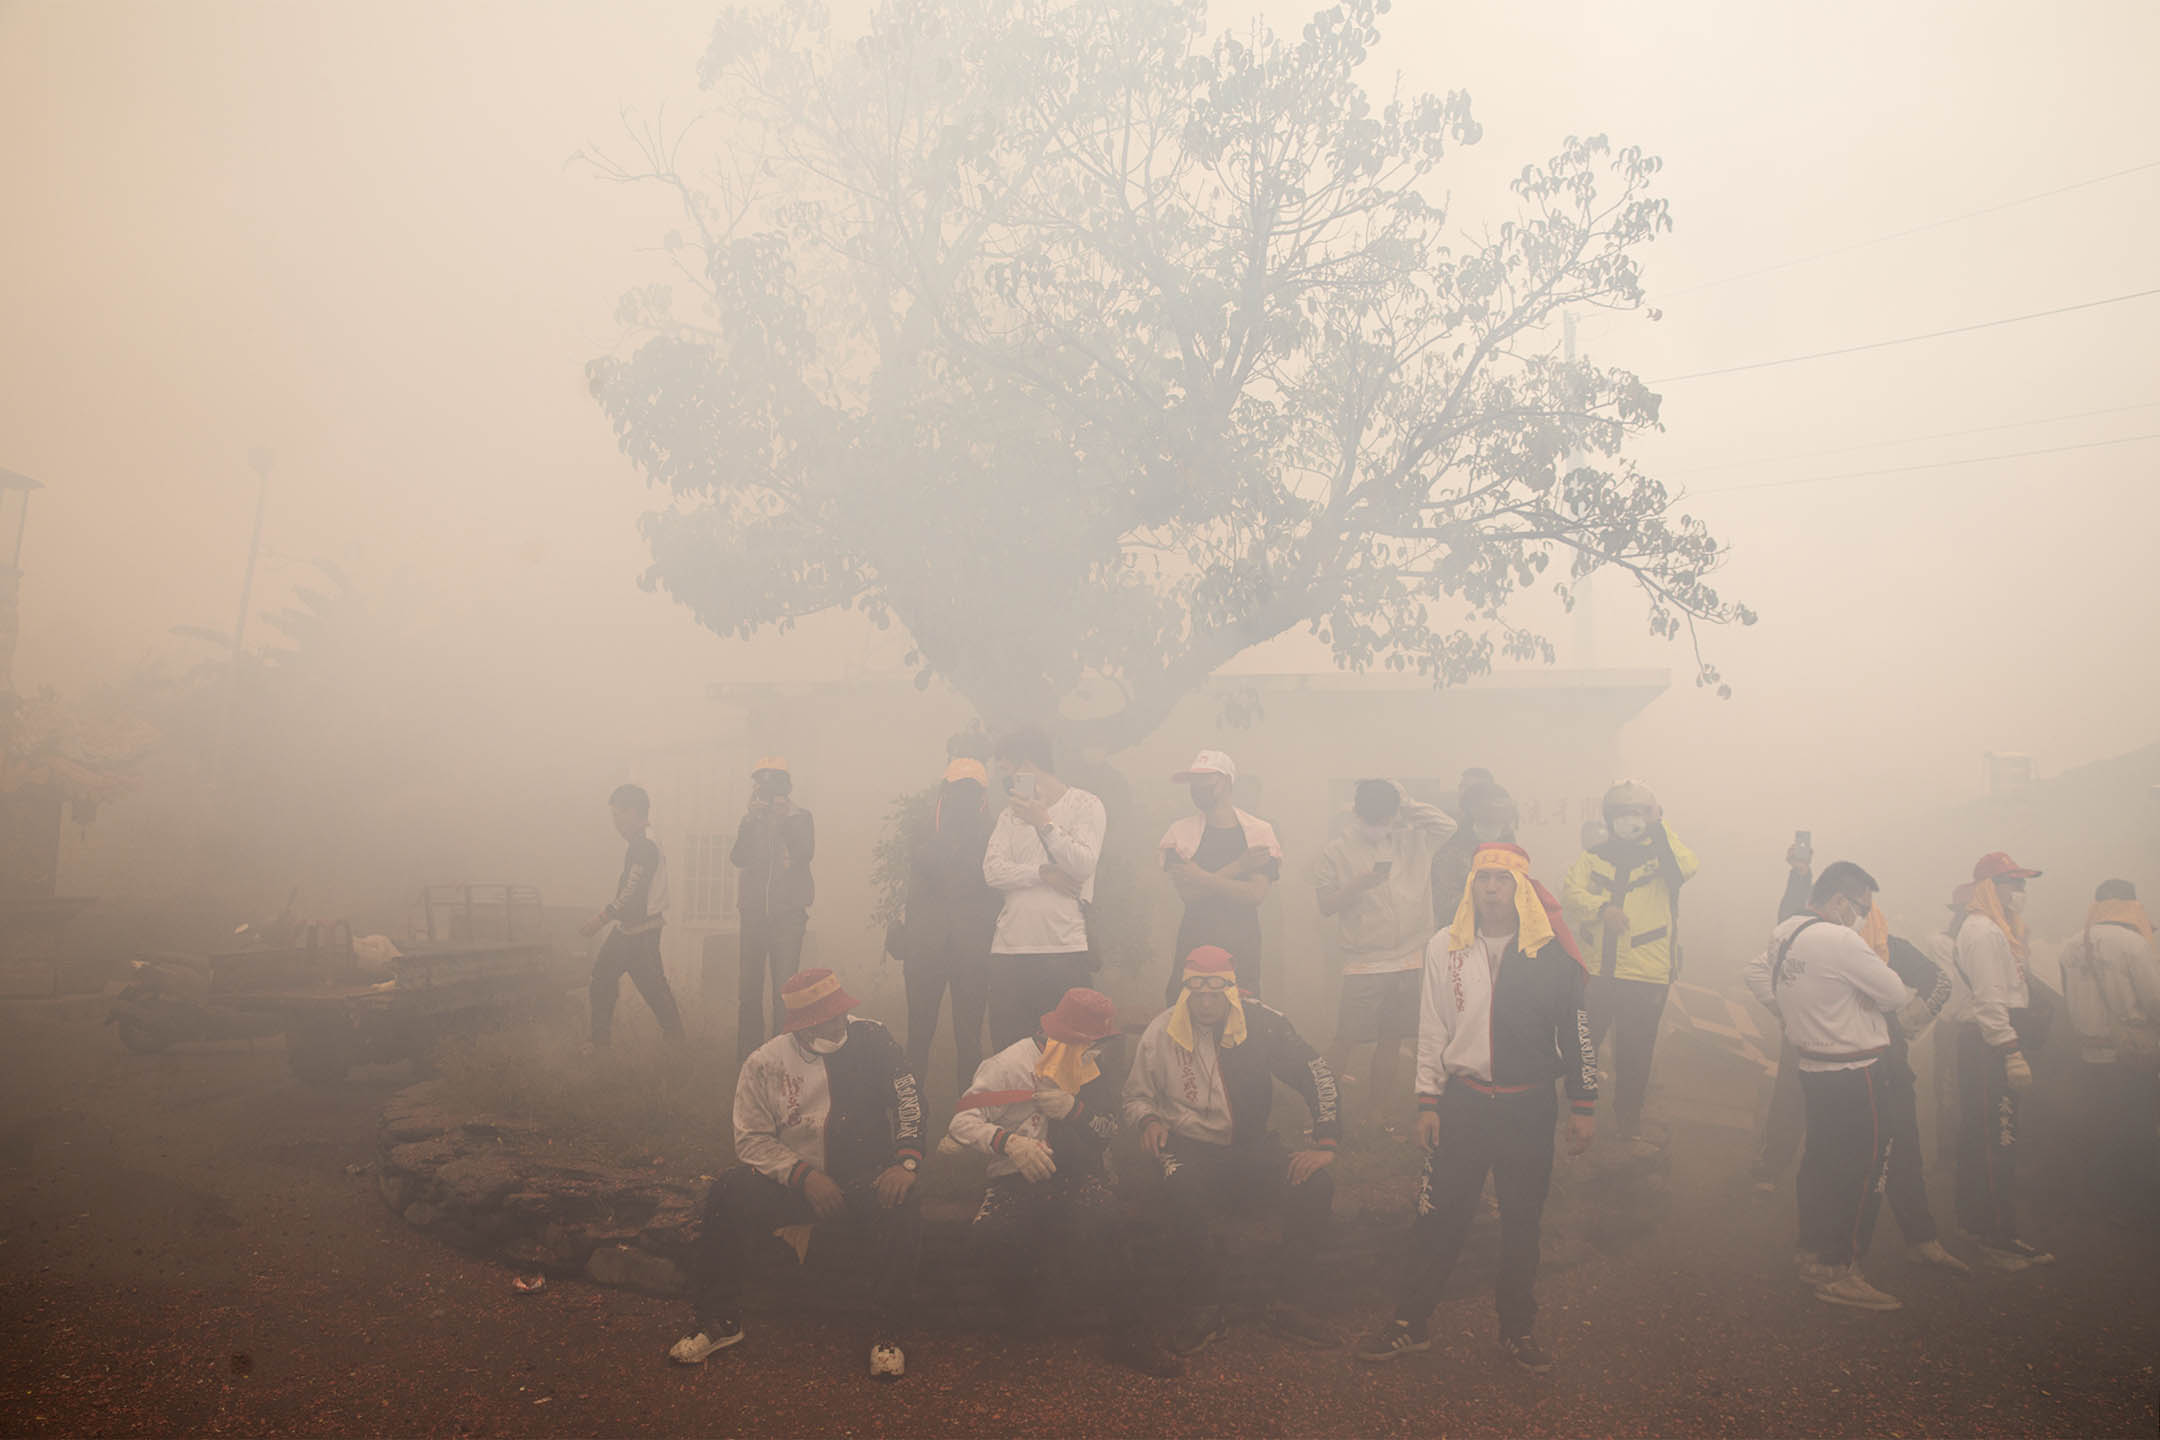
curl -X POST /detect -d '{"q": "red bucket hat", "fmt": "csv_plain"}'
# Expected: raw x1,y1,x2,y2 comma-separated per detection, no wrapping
1973,851,2042,883
778,968,857,1033
1041,988,1119,1045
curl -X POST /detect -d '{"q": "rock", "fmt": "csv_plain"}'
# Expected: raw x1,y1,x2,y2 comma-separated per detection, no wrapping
403,1201,442,1228
436,1155,525,1210
585,1243,683,1295
378,1170,413,1214
380,1084,454,1143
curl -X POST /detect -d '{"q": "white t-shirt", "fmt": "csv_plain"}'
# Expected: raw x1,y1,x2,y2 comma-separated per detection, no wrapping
732,1032,832,1179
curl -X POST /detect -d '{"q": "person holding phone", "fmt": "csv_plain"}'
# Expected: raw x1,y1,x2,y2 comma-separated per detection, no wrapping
1157,749,1283,1003
1314,779,1458,1133
983,725,1106,1050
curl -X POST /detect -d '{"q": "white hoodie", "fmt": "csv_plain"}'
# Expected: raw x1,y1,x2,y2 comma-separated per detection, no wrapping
1745,914,1911,1072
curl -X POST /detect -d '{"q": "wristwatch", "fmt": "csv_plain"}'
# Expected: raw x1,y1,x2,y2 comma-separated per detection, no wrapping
900,1157,919,1172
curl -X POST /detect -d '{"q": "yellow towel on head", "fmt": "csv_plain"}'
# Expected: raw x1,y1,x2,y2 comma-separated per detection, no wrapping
1966,878,2030,962
1035,1038,1100,1093
1166,948,1247,1053
2088,898,2154,942
1861,904,1891,965
1447,844,1555,957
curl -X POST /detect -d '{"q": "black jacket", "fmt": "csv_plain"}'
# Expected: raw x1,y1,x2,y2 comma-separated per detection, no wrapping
1220,1003,1341,1149
815,1018,923,1184
903,780,1001,960
1456,935,1598,1109
733,806,815,920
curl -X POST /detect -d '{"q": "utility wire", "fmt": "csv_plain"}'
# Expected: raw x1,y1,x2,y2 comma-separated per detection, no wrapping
1661,158,2160,300
1661,399,2160,476
1649,287,2160,384
1690,430,2160,496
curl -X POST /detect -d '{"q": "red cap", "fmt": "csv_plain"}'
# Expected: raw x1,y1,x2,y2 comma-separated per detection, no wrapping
1181,945,1238,978
1041,988,1119,1045
778,968,858,1033
1973,851,2042,883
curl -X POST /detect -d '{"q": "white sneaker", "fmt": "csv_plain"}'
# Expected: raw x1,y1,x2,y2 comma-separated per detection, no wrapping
1976,1243,2033,1272
869,1340,905,1380
1906,1240,1972,1275
668,1321,743,1364
1813,1268,1902,1311
1795,1253,1840,1287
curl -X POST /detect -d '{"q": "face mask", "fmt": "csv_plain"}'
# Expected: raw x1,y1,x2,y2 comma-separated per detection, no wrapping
805,1031,847,1055
2002,889,2027,917
1611,815,1648,842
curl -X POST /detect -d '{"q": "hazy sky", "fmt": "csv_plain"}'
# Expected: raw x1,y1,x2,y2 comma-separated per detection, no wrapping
5,0,2157,834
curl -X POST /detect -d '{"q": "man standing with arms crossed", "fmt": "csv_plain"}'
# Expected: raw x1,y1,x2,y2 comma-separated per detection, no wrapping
983,726,1106,1050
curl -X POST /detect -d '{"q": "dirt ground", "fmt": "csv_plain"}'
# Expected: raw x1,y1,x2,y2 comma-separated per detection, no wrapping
2,994,2155,1439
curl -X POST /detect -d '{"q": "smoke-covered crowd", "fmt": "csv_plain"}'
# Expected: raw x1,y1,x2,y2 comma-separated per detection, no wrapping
573,727,2157,1381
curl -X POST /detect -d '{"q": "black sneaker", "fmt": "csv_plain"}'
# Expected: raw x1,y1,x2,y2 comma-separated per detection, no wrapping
1264,1302,1338,1350
1501,1333,1553,1374
1167,1307,1229,1356
1106,1332,1185,1379
1352,1319,1431,1364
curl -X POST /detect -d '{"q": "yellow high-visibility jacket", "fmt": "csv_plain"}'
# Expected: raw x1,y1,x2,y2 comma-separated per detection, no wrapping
1561,824,1700,985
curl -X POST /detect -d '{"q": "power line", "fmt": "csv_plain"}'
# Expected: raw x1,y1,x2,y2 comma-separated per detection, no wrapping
1662,158,2160,300
1661,399,2160,476
1649,287,2160,384
1690,430,2160,497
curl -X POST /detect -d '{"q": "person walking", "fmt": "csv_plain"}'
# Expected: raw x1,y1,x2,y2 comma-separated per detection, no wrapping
731,757,816,1065
579,783,685,1048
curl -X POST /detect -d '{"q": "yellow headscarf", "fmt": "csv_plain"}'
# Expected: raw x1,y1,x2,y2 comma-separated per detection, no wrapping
1035,1039,1100,1093
2088,898,2154,943
1861,904,1891,965
1166,946,1247,1052
1447,844,1556,958
1965,877,2030,962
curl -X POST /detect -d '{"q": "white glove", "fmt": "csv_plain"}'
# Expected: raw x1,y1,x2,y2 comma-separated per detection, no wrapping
1033,1085,1078,1121
935,1133,964,1157
2002,1050,2033,1092
1005,1134,1057,1183
1893,995,1936,1041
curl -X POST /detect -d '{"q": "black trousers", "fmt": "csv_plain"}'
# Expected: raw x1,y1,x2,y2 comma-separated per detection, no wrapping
1395,1085,1557,1339
1796,1063,1888,1267
737,911,808,1064
588,927,684,1045
2075,1059,2159,1211
986,951,1093,1052
1952,1024,2020,1246
1158,1134,1332,1310
904,942,989,1095
1587,977,1668,1136
973,1170,1141,1326
687,1165,920,1332
1761,1039,1939,1245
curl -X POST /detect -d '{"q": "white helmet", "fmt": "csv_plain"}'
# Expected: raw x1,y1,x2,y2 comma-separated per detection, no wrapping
1603,779,1657,819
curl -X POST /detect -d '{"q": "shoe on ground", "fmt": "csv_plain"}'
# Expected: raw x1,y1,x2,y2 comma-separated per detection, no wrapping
1813,1268,1902,1311
868,1339,905,1380
2000,1238,2056,1266
1975,1243,2034,1272
669,1319,744,1364
1795,1252,1840,1287
1105,1332,1184,1379
1264,1302,1338,1349
1501,1333,1554,1373
1167,1307,1229,1356
1353,1319,1431,1364
1906,1240,1972,1275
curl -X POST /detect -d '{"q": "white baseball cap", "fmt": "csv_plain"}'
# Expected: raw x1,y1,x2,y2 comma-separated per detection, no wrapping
1171,749,1237,783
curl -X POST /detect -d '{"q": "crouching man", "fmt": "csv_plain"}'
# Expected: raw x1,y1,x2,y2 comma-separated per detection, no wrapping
946,987,1181,1377
670,968,924,1379
1357,843,1594,1374
1122,946,1341,1355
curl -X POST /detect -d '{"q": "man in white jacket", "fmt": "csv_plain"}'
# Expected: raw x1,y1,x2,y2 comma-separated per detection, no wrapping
2060,878,2160,1217
946,988,1179,1377
1944,851,2055,1270
1747,862,1917,1312
984,725,1107,1050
